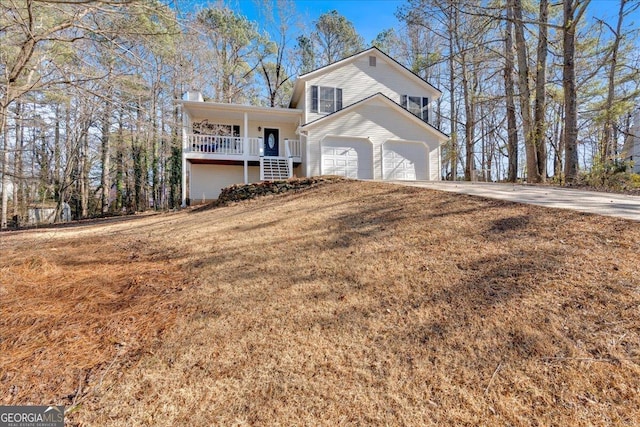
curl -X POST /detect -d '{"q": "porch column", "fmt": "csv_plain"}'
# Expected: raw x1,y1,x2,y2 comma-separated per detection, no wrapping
243,112,249,183
181,112,189,207
181,158,188,207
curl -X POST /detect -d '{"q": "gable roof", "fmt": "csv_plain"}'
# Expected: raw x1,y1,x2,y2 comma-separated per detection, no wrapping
289,47,442,108
300,92,449,142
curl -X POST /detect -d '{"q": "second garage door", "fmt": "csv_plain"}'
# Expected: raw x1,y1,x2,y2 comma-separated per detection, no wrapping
321,138,373,179
383,140,428,180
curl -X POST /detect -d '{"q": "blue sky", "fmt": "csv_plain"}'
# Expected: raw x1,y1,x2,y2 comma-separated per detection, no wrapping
239,0,405,44
178,0,639,47
178,0,406,43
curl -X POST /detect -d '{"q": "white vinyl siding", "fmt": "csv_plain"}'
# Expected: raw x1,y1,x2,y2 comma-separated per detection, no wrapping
304,53,437,123
190,164,260,201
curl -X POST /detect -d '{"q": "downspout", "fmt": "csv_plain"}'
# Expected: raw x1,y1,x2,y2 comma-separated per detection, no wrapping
380,143,385,180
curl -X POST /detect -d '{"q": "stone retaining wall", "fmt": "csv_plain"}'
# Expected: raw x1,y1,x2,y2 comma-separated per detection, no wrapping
214,176,346,206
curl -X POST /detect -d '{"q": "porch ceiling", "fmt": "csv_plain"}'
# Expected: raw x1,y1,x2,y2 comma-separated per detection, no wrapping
182,101,302,124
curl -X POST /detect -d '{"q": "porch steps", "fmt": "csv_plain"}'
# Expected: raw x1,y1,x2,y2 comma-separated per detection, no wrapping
261,156,291,180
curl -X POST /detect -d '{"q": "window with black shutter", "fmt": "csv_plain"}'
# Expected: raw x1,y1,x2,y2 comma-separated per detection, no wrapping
401,94,429,122
311,85,318,112
310,86,343,114
421,97,429,122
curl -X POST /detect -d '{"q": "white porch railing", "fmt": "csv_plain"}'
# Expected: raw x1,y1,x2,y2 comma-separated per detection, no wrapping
284,139,294,178
186,134,262,156
186,134,301,161
248,137,261,156
285,139,302,158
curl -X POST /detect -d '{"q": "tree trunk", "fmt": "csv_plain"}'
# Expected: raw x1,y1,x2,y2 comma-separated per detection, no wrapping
563,0,591,183
504,6,518,182
101,95,112,214
1,125,9,229
533,0,549,182
13,101,24,220
552,102,565,178
448,2,458,181
80,124,90,219
461,54,474,181
115,112,125,212
512,0,539,183
53,104,62,221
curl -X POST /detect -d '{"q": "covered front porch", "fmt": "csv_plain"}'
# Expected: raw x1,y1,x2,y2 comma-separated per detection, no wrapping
181,97,305,204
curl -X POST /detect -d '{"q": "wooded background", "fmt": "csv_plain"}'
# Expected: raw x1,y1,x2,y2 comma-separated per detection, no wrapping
1,0,639,228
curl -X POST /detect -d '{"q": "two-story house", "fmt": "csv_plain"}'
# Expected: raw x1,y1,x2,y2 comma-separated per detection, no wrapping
180,47,449,204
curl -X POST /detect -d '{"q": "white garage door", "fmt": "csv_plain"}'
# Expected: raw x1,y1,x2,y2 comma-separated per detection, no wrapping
322,138,373,179
383,141,428,180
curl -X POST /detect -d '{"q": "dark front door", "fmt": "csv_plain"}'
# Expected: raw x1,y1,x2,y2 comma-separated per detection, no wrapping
264,128,279,156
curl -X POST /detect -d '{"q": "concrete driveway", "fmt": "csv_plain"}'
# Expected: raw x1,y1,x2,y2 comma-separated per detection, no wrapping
384,181,640,222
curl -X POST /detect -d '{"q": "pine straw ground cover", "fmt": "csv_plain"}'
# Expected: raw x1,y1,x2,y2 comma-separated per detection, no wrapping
1,180,639,426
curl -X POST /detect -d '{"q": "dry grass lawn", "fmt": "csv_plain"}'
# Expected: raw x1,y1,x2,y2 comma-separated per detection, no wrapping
1,180,639,426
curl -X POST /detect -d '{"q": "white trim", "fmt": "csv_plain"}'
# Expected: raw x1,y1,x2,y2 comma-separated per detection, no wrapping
181,100,303,116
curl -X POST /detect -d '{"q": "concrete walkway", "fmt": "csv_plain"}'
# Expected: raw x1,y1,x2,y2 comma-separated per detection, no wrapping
384,181,640,222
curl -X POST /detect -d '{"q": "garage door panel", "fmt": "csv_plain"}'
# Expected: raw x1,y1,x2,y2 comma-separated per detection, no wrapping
383,141,427,181
322,139,373,179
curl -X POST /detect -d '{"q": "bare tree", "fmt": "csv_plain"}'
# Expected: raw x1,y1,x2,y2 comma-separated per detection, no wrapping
257,0,298,107
563,0,591,183
504,4,519,182
599,0,639,166
533,0,549,181
0,0,176,228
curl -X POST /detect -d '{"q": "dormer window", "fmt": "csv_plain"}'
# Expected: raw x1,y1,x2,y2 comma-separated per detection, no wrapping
401,95,429,122
311,85,343,114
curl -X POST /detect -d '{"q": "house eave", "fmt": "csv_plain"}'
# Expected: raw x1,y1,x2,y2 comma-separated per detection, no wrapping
180,100,303,123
